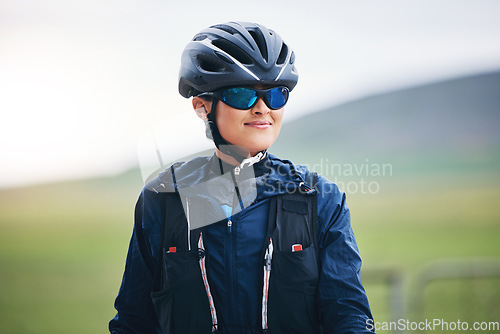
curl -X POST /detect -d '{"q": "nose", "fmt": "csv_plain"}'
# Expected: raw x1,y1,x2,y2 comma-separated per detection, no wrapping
251,97,270,115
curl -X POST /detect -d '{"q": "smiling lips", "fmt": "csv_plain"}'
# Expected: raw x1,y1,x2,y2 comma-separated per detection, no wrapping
244,121,272,129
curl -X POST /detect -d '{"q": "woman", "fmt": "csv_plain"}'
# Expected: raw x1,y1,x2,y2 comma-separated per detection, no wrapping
110,21,374,334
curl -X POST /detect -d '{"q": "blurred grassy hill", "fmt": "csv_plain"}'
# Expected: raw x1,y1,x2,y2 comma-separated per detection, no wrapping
1,71,499,333
273,70,500,176
271,70,500,265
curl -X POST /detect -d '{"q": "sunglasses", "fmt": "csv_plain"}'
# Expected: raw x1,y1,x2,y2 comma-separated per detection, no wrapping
199,86,289,110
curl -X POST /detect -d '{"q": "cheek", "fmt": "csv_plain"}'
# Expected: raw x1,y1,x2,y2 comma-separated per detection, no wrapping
218,120,239,140
215,105,243,139
272,110,284,132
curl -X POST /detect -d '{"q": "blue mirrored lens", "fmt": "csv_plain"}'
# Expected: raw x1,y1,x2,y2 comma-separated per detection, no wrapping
222,88,258,109
266,87,288,109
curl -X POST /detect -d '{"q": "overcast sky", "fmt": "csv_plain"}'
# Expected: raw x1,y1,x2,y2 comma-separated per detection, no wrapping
1,0,500,188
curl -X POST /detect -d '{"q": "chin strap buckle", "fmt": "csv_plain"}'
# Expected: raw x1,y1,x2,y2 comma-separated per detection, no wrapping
239,151,265,169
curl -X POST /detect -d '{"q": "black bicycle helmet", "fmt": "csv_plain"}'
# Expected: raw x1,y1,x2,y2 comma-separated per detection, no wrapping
178,21,298,97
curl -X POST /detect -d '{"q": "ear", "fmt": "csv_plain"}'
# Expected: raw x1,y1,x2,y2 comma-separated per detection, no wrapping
192,96,212,121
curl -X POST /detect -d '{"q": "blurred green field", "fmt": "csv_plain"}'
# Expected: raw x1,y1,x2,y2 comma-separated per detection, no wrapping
0,174,138,334
1,167,499,334
350,173,500,333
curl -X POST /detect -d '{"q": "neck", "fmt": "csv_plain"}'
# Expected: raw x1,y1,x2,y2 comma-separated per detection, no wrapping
216,149,241,166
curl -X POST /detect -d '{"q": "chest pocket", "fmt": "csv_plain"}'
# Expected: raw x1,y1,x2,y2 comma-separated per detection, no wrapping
150,193,213,334
151,248,213,334
267,189,322,334
274,198,312,252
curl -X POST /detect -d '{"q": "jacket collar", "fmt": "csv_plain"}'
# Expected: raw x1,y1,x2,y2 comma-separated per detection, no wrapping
146,152,307,199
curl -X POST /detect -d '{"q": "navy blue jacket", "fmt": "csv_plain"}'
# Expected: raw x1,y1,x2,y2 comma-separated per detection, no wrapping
109,154,374,333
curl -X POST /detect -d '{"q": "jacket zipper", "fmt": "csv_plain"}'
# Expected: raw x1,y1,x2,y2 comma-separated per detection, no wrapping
186,198,191,251
225,167,242,324
225,216,239,324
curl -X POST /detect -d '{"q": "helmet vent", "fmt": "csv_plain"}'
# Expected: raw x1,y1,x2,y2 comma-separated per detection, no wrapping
195,53,230,73
212,38,253,65
211,24,239,35
248,29,268,62
211,24,254,50
192,34,208,42
214,51,234,64
276,43,288,65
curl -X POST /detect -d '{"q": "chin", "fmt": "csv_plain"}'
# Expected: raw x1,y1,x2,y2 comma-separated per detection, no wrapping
246,137,275,151
247,144,272,154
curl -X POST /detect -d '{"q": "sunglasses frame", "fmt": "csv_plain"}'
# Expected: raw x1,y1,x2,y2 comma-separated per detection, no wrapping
198,86,289,110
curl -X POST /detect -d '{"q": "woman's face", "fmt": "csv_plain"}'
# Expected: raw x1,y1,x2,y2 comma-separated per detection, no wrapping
215,95,284,156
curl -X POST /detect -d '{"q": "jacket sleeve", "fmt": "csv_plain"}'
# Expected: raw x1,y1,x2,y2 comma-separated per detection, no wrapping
316,177,374,334
109,189,164,334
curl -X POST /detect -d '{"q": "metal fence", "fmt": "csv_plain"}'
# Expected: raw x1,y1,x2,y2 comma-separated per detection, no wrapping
362,258,500,333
